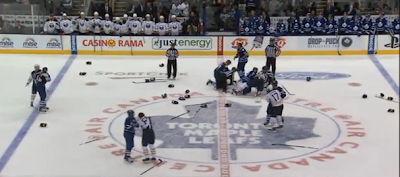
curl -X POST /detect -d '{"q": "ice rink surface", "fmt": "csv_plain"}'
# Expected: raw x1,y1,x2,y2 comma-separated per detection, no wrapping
0,54,398,177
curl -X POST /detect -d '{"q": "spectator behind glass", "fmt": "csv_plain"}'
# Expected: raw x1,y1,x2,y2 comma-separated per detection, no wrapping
0,17,3,32
99,1,113,19
14,21,26,34
323,1,335,18
268,0,282,16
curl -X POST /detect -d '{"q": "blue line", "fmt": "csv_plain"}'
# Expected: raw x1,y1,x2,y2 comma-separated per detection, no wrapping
368,55,399,97
0,55,77,174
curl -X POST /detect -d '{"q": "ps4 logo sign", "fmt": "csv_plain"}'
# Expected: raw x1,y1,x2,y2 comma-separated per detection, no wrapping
384,36,399,48
275,72,351,80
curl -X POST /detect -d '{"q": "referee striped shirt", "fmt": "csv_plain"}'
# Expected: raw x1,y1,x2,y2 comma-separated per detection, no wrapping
166,48,179,60
265,44,281,57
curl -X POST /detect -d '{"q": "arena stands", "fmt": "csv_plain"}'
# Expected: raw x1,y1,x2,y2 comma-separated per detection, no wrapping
0,0,398,35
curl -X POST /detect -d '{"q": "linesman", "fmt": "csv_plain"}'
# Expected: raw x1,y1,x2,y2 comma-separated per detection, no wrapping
165,43,179,79
264,38,281,75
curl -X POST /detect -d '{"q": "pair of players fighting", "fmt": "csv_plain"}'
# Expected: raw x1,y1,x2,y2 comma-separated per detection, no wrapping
26,64,52,112
208,37,284,130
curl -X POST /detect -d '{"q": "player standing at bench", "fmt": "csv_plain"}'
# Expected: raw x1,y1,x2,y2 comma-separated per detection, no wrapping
264,38,281,75
166,43,179,79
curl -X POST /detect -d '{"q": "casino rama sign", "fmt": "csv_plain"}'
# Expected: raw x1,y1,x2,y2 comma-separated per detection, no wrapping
83,92,366,172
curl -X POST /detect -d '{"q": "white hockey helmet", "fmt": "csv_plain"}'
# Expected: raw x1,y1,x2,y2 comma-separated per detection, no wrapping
266,85,273,92
94,11,99,16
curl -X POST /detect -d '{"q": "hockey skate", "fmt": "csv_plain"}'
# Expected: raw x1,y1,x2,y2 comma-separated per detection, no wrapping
206,79,213,85
124,156,134,163
39,107,47,113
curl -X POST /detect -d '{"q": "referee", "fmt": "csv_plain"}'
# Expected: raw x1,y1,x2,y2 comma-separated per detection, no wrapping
264,38,281,75
166,43,179,79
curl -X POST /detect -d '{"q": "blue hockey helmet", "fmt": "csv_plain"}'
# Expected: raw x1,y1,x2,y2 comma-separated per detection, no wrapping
127,109,134,116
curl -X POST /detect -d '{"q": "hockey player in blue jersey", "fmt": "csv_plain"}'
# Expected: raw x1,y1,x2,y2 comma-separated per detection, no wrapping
124,109,139,163
275,19,286,35
255,16,269,36
301,13,314,34
207,60,235,92
313,12,326,35
232,67,259,95
338,12,352,34
288,12,301,34
375,12,389,34
350,15,363,35
362,14,374,34
234,42,249,80
392,17,399,34
36,67,51,112
325,15,337,35
25,64,41,107
240,18,253,36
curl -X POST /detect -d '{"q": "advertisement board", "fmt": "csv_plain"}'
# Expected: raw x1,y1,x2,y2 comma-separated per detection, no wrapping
376,35,399,54
0,34,69,54
151,37,213,50
223,36,292,55
297,35,366,54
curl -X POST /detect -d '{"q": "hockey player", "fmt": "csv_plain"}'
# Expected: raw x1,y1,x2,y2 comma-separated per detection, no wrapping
59,13,73,34
124,109,139,163
137,112,157,163
240,18,253,36
301,13,314,35
89,12,102,35
142,14,155,35
255,16,269,36
350,15,363,35
36,67,51,112
325,15,337,35
375,12,389,34
43,15,59,34
288,12,301,35
392,16,399,34
207,60,234,92
362,14,374,35
275,19,286,35
26,64,41,107
129,13,142,35
338,12,351,35
156,16,169,36
248,10,258,30
313,12,326,35
101,14,114,35
234,42,249,80
113,17,122,36
169,15,182,36
120,14,130,35
76,12,89,34
264,82,286,131
232,67,260,95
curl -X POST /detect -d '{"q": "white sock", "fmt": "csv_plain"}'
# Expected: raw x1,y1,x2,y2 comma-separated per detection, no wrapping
269,117,279,128
277,116,283,126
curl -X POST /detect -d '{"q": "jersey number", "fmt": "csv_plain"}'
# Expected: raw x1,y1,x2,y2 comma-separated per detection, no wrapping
271,92,280,101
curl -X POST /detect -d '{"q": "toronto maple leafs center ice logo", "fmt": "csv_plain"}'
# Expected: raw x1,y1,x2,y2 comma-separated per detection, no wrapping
133,100,319,161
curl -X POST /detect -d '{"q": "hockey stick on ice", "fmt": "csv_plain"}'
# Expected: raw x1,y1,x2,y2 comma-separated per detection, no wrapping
79,136,108,145
132,80,167,84
281,85,295,95
169,110,190,120
140,159,163,175
185,101,214,107
374,95,399,103
271,143,319,149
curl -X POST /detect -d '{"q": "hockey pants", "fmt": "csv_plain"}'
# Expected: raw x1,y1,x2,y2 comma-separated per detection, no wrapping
242,78,265,95
216,73,228,92
124,132,135,151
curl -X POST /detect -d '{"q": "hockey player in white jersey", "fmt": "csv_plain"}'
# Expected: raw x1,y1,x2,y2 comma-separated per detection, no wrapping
59,13,73,34
113,17,122,36
129,13,142,35
43,15,59,34
76,12,89,34
26,64,41,107
120,14,130,35
169,15,182,36
156,16,169,36
142,14,155,35
101,14,114,35
89,12,102,34
264,82,286,131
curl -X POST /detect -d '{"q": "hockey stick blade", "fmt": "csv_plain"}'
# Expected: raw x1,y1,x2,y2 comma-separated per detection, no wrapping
169,110,190,120
374,95,399,103
185,101,213,107
271,143,318,149
79,136,108,145
281,85,295,95
140,159,163,175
